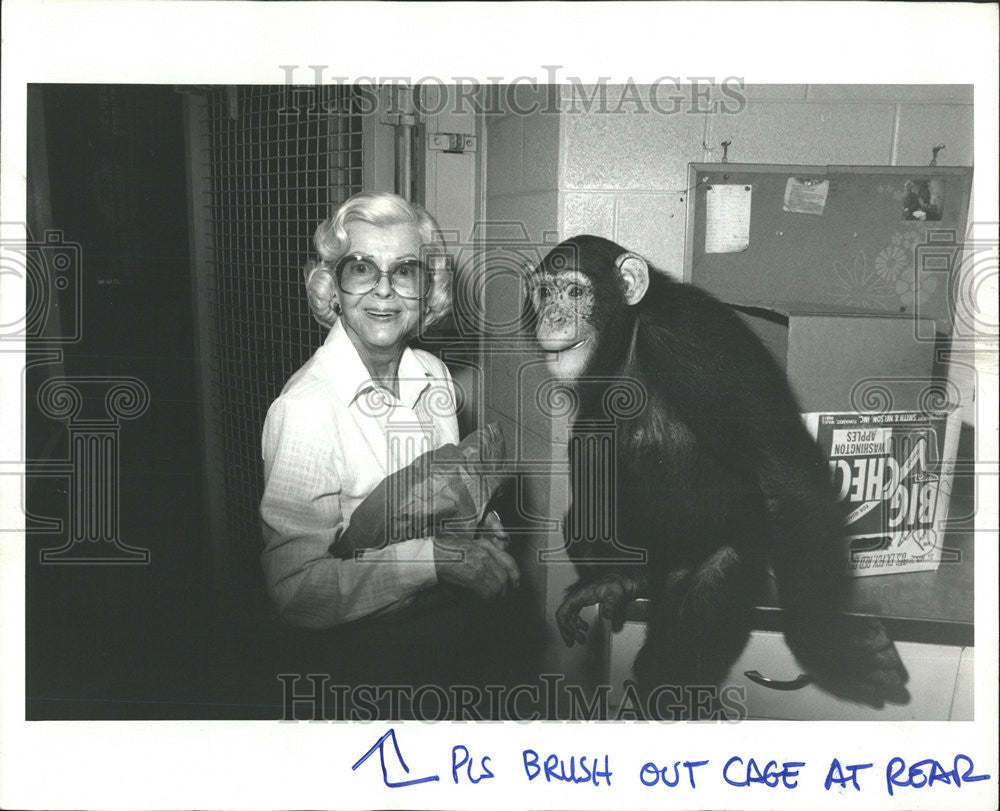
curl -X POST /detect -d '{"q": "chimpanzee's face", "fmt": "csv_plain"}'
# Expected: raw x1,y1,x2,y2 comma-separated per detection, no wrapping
529,237,650,382
530,269,598,380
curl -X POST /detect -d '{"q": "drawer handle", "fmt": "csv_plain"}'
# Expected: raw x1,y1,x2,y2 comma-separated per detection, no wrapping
744,670,812,691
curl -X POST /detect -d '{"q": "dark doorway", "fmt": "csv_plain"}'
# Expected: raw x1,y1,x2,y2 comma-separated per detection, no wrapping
24,85,232,719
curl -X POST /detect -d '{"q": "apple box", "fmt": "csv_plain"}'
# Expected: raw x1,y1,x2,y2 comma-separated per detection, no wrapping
803,410,961,577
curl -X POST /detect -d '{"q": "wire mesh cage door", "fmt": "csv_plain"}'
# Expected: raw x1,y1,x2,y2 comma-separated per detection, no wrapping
185,85,373,609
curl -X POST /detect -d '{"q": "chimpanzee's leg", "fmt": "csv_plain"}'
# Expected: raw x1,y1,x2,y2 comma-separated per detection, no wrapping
633,545,759,720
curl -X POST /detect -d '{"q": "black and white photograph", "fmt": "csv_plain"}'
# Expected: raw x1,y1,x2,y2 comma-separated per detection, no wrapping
902,177,946,221
1,3,997,809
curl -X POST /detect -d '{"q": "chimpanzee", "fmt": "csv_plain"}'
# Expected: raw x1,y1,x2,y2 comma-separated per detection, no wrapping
528,235,909,718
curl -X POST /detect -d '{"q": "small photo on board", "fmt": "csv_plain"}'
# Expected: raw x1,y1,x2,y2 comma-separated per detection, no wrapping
902,178,945,221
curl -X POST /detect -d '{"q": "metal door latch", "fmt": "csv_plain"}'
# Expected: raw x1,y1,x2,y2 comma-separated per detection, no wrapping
428,133,477,154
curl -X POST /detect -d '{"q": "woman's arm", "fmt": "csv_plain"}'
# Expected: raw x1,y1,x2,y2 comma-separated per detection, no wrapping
259,395,438,629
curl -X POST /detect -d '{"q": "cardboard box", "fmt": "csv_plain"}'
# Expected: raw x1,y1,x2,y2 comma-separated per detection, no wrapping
803,410,961,577
730,302,942,413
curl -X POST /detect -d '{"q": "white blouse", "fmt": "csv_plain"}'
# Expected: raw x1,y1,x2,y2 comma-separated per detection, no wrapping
260,319,460,629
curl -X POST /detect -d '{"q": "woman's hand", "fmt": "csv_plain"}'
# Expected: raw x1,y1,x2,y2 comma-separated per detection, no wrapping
477,509,511,552
434,516,520,599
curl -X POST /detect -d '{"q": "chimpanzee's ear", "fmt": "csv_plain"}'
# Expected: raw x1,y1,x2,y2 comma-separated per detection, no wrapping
615,251,650,305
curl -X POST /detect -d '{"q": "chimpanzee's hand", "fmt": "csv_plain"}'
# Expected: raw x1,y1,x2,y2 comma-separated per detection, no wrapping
556,573,643,647
433,534,520,600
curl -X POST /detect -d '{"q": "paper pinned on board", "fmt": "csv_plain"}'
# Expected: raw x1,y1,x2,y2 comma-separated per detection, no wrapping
705,184,752,253
783,177,830,215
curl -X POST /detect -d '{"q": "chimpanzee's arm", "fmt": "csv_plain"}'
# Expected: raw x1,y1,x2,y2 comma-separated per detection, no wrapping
555,570,649,646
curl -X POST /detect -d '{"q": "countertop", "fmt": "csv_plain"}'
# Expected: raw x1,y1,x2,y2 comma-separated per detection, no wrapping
620,526,975,647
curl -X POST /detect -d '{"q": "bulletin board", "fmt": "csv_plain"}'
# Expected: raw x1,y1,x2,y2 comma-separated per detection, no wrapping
684,164,973,331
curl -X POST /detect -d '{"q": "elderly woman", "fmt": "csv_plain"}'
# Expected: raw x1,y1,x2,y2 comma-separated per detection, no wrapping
260,192,519,644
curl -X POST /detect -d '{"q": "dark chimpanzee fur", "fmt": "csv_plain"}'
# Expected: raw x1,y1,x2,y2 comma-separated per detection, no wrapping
530,235,909,719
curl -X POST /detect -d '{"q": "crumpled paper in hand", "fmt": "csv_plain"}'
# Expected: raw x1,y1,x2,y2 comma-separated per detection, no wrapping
332,423,510,559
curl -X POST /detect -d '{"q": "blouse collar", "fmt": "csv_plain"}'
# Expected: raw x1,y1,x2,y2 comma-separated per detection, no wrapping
320,319,433,410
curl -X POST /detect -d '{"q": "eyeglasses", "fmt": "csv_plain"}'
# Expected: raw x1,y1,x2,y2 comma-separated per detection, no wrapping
334,253,431,300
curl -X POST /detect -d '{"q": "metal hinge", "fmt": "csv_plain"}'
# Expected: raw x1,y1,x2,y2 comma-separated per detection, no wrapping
379,85,418,126
428,132,478,154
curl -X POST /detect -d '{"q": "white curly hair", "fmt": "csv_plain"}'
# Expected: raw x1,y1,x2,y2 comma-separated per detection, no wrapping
304,191,450,329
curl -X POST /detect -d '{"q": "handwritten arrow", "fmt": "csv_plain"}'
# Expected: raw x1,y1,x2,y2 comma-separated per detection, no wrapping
351,727,440,788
